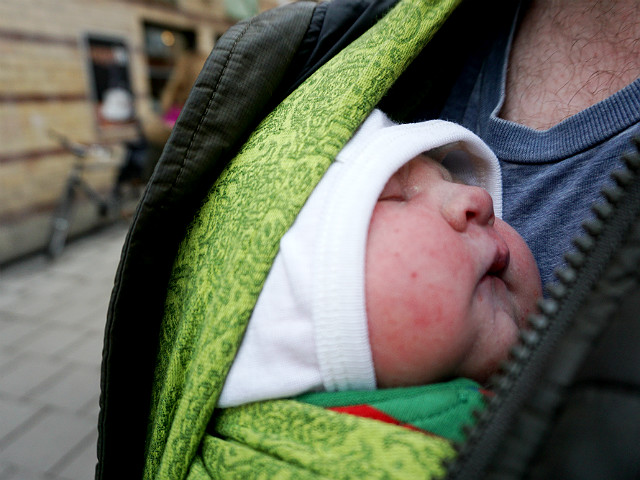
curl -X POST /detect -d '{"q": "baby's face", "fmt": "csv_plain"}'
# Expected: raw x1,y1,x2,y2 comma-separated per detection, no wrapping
365,155,542,388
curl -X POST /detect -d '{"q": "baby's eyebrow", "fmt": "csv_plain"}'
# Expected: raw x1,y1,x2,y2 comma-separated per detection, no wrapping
436,163,455,182
418,153,455,182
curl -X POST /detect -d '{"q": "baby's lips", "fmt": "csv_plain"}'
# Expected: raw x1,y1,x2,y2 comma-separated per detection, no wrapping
487,238,510,276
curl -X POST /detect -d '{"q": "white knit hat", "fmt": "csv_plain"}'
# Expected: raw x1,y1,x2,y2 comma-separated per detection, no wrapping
217,109,502,407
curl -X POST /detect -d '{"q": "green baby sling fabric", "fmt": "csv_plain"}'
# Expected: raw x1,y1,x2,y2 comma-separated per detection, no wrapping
297,378,486,444
145,0,463,479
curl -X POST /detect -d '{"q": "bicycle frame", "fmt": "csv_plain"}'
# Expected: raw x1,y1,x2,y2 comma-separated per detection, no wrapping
45,132,117,259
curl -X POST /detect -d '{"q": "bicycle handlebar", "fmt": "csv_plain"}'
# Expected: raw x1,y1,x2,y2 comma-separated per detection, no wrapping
48,129,89,158
48,129,112,160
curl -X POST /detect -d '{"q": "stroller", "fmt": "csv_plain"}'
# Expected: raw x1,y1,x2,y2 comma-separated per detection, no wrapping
96,0,640,478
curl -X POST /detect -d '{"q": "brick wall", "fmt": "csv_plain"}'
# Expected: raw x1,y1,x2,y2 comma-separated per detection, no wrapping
0,0,289,264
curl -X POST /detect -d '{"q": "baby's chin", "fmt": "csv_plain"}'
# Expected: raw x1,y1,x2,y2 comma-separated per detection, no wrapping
460,312,521,385
480,269,535,337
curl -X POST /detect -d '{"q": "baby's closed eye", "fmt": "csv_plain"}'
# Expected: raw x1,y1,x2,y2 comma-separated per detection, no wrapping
378,175,406,202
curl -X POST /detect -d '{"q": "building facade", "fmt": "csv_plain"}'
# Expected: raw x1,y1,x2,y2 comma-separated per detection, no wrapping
0,0,284,264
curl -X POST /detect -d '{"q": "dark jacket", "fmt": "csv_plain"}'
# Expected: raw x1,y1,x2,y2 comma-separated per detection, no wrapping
96,2,417,477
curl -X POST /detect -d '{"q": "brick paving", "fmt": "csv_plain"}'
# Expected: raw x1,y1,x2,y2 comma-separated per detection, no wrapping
0,224,128,480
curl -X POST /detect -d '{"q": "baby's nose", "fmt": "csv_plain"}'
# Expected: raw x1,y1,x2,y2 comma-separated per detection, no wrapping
442,185,495,232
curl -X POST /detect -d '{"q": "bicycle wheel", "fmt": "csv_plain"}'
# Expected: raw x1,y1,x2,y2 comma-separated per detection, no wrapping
46,186,75,259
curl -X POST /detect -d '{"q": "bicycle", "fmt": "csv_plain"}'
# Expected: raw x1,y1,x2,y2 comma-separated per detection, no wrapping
45,130,144,259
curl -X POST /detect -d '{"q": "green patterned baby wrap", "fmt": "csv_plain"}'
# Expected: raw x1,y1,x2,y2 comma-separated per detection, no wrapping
145,0,465,478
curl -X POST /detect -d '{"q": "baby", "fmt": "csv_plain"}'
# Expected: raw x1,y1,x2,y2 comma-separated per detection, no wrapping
218,110,542,412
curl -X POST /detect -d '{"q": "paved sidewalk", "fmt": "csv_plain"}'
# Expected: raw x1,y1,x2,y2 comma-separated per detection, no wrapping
0,224,128,480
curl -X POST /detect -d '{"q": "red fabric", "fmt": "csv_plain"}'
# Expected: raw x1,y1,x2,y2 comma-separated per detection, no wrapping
480,388,494,398
329,405,424,433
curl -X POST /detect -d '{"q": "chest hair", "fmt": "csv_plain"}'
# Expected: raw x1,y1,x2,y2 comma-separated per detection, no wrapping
500,0,640,130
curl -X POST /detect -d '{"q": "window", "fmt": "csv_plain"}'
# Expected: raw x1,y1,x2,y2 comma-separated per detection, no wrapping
85,34,135,130
143,22,196,109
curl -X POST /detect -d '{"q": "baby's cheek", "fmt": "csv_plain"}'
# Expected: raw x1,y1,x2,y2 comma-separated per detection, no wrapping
508,245,542,316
